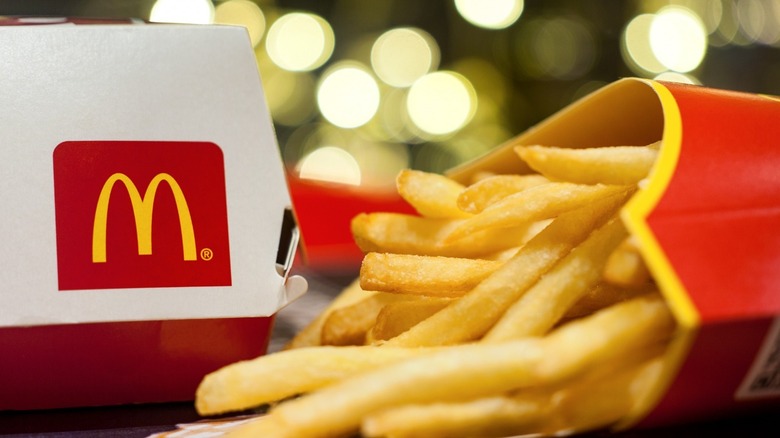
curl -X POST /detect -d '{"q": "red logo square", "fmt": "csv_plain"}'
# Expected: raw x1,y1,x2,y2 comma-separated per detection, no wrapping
53,141,232,290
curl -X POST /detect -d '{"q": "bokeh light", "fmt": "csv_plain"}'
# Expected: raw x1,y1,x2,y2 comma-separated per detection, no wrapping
712,0,743,47
317,63,381,129
348,139,411,189
266,12,335,72
622,13,666,75
263,68,317,127
214,0,266,47
695,0,724,34
516,16,596,80
654,71,701,85
452,57,510,108
286,123,408,189
135,0,780,183
297,146,362,186
283,123,345,167
406,71,477,137
149,0,214,24
737,0,765,43
371,28,440,88
363,88,418,144
735,0,780,45
455,0,524,30
650,6,707,73
449,120,512,163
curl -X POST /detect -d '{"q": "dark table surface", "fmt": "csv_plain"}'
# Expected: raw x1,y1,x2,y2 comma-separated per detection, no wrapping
2,270,779,437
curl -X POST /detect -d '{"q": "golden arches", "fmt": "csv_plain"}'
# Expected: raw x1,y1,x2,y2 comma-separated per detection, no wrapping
92,173,197,263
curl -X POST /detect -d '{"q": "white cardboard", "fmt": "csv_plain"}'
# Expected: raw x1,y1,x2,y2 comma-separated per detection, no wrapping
0,24,305,327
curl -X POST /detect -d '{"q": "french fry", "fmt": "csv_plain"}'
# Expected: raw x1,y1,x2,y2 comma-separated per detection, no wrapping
361,394,549,438
196,346,439,416
227,296,673,438
536,295,672,382
563,282,651,321
482,219,553,262
515,143,659,185
359,360,657,438
351,212,529,258
225,336,543,438
359,252,501,297
284,278,374,350
456,174,549,214
467,170,498,184
603,236,653,288
541,357,666,435
483,217,627,341
396,169,471,219
383,193,628,347
445,183,630,242
320,293,409,346
367,332,667,438
483,245,523,261
264,357,664,438
196,139,676,438
367,297,452,343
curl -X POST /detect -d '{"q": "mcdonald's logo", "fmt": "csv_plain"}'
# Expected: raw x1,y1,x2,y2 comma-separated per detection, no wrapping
92,173,197,263
54,141,232,290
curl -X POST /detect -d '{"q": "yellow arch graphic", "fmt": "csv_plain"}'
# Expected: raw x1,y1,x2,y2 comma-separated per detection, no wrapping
618,79,700,429
92,173,197,263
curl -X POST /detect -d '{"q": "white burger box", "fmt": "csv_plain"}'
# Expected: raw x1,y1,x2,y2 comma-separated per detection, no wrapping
0,21,307,410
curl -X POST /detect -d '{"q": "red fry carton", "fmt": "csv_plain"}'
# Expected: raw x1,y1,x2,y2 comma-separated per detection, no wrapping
450,78,780,427
0,20,307,410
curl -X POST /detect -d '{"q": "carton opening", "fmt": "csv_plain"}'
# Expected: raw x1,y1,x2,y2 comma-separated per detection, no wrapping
275,207,299,279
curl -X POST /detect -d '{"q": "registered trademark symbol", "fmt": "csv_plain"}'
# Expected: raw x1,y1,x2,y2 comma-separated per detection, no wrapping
200,248,214,261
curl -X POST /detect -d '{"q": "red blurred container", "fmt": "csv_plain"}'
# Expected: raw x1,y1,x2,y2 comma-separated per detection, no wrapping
288,173,415,274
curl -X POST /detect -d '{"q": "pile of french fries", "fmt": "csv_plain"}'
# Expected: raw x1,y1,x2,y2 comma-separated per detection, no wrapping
196,142,677,437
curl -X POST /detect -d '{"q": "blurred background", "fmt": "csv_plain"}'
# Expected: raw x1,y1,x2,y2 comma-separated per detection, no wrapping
4,0,780,272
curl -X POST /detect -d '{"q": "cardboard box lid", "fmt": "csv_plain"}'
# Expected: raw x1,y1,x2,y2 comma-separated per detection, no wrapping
0,23,306,327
